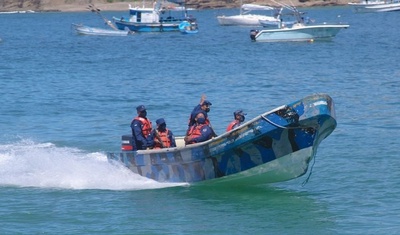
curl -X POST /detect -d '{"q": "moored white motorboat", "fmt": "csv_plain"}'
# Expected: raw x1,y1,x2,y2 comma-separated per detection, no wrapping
217,3,281,26
250,4,349,42
250,23,349,42
348,0,400,13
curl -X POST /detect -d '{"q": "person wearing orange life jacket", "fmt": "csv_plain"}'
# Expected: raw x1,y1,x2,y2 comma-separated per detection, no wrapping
150,118,176,149
226,109,247,132
187,94,217,137
187,94,212,131
131,105,154,150
184,112,214,145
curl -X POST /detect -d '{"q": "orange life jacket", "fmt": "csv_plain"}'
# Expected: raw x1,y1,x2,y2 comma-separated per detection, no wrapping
133,117,152,137
153,129,172,149
226,120,240,132
186,124,206,144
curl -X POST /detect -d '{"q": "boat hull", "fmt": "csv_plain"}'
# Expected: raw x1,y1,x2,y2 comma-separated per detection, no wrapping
217,14,279,26
114,18,180,32
252,24,349,42
72,24,129,36
107,94,337,184
349,1,400,12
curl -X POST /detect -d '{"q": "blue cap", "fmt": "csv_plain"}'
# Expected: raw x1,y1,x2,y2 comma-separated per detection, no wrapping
203,100,212,106
156,118,165,125
136,105,146,112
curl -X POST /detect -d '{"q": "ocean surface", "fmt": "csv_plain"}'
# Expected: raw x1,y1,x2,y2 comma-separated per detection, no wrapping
0,6,399,234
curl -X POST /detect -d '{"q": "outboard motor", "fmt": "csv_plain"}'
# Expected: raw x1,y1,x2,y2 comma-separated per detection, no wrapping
121,134,134,151
250,30,258,41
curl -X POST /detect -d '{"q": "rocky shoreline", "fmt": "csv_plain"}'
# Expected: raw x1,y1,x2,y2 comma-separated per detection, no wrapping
0,0,353,12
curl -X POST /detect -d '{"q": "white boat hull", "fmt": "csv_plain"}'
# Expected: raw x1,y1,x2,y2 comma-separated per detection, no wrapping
252,24,349,42
348,1,400,12
73,24,130,36
217,14,279,26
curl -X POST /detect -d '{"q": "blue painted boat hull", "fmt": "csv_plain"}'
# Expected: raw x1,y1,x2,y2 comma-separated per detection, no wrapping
114,18,180,32
107,94,337,184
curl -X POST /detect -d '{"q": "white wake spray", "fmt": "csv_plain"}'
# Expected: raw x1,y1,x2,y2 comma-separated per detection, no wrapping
0,139,187,190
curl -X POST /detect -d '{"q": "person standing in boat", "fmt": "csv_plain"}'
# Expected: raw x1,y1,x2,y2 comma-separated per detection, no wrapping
131,105,154,150
150,118,176,149
226,110,247,132
185,113,214,145
187,94,216,136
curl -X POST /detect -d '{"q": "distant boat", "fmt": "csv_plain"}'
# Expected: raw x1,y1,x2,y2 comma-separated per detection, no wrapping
0,10,35,14
179,20,198,34
107,94,336,185
348,0,400,12
112,0,196,32
72,24,131,36
72,5,132,36
250,4,349,42
217,3,281,26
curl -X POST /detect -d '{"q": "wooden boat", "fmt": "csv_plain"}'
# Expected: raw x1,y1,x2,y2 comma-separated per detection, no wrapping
72,24,131,36
107,94,337,185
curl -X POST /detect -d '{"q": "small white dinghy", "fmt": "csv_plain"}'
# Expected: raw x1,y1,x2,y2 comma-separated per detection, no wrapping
72,24,132,36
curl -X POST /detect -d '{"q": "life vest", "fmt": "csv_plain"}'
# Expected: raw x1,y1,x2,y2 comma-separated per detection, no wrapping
226,120,240,132
133,117,152,137
186,124,206,144
153,129,172,149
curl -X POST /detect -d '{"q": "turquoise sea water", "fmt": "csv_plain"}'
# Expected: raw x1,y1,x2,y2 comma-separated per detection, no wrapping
0,6,399,234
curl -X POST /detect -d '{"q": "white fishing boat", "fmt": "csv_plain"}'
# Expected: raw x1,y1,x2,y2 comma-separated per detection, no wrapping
217,3,281,26
250,4,349,42
348,0,400,13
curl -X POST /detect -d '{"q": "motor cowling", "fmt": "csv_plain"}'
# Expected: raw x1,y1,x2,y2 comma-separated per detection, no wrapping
121,134,134,151
250,30,258,41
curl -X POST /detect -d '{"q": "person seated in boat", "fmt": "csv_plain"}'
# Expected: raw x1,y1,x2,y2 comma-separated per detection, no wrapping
187,94,213,134
226,109,247,132
150,118,176,149
184,113,214,145
131,105,154,150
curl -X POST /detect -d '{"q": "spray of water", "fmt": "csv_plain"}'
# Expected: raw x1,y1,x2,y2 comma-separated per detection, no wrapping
0,139,187,190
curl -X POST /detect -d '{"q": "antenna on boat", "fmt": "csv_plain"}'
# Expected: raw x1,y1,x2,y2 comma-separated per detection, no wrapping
87,4,118,30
